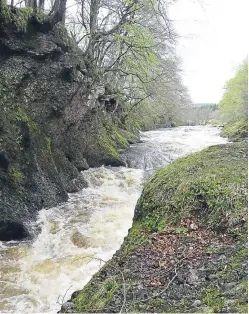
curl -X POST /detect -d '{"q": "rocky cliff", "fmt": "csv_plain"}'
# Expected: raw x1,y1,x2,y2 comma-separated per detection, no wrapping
0,9,137,240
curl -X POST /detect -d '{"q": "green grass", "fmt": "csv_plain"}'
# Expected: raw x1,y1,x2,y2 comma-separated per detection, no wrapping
71,142,248,313
221,120,248,141
74,276,121,312
136,142,247,233
202,288,225,313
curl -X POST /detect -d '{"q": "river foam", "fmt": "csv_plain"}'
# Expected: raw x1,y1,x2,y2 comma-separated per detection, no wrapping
0,126,227,313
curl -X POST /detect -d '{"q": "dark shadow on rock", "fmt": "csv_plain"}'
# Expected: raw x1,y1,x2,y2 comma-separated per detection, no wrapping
0,152,9,171
0,220,29,241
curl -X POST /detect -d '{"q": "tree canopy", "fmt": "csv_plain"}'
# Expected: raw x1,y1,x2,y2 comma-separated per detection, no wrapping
219,59,248,123
219,59,248,139
1,0,192,130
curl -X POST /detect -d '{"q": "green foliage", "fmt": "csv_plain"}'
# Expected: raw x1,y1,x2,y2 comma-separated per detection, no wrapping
221,120,248,141
205,246,220,254
219,59,248,140
1,5,33,31
219,59,248,122
120,23,159,79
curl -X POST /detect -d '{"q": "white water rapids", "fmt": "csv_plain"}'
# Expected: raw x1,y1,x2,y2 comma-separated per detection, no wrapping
0,126,227,313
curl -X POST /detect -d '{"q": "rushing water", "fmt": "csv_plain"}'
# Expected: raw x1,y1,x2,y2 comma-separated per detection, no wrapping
0,126,227,313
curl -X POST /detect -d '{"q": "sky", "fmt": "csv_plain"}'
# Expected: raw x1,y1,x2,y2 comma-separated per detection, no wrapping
169,0,248,103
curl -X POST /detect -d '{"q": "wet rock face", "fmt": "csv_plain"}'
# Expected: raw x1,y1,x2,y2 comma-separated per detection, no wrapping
60,301,76,313
0,221,29,241
0,17,114,240
0,152,9,171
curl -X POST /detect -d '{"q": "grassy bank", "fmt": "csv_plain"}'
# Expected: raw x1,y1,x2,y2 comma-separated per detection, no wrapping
63,141,247,313
221,120,248,141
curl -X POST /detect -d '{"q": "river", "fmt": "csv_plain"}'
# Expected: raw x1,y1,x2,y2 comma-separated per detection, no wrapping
0,126,227,313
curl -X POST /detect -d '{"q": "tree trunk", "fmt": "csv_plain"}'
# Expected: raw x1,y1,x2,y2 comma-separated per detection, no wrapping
86,0,100,62
26,0,33,7
50,0,67,25
60,0,66,24
39,0,45,10
33,0,37,12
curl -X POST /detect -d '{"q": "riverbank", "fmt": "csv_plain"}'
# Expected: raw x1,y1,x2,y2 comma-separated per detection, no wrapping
66,141,248,313
221,120,248,142
0,126,228,313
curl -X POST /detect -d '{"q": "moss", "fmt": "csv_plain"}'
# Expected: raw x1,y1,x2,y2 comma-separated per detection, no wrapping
0,5,33,32
98,130,120,160
120,222,148,259
136,142,247,233
239,303,248,313
241,280,248,293
215,236,247,277
221,120,248,141
98,123,130,160
202,288,225,313
74,278,121,312
112,130,129,149
16,107,37,133
96,112,140,163
118,128,139,144
9,166,26,185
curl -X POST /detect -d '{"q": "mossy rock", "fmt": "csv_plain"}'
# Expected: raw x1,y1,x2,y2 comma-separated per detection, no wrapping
97,117,138,164
0,5,34,32
73,277,121,312
9,166,26,186
136,141,247,233
221,120,248,141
